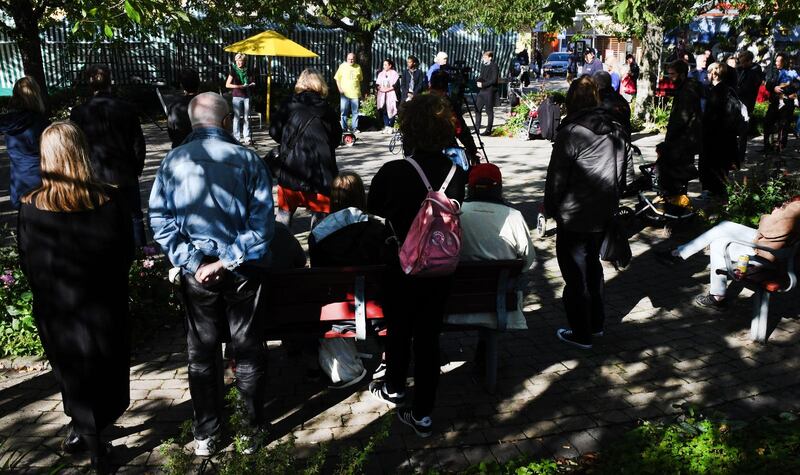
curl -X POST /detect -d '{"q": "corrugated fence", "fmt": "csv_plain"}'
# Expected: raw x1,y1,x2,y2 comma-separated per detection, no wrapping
0,23,517,93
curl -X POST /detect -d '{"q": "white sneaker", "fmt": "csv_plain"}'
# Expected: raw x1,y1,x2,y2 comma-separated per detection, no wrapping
194,435,217,457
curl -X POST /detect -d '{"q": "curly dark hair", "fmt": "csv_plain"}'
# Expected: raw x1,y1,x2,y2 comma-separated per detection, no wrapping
398,93,455,153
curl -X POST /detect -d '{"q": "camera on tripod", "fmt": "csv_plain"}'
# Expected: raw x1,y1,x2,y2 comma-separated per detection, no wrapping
443,60,472,98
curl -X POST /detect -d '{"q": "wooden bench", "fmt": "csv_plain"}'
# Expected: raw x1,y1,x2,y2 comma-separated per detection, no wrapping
260,260,526,391
722,240,799,342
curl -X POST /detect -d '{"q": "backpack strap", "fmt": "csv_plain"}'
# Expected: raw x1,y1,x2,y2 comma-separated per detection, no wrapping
439,163,458,193
405,156,433,191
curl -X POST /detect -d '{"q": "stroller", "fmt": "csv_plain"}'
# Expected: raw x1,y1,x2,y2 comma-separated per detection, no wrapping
535,145,695,238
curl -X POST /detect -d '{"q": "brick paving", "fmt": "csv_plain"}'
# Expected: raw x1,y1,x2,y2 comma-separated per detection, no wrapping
1,115,799,473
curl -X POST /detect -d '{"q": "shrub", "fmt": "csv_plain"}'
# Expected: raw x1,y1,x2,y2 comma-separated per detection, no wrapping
0,245,43,357
721,172,800,227
498,91,564,138
359,94,378,118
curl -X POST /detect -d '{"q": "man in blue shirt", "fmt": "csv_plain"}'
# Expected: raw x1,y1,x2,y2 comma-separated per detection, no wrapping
149,92,274,457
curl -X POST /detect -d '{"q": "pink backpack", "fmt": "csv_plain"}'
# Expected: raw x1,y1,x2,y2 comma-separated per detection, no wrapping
398,157,462,276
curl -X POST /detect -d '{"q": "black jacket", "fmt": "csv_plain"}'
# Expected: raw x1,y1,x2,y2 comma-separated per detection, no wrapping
537,97,561,141
70,92,146,186
166,94,196,149
736,64,762,113
599,89,632,139
665,77,703,155
701,82,739,169
477,61,500,92
368,152,466,242
269,91,342,194
309,210,393,267
400,68,426,100
544,108,628,233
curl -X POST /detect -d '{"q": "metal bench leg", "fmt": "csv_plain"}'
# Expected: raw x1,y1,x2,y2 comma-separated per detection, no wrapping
750,289,770,343
482,329,498,393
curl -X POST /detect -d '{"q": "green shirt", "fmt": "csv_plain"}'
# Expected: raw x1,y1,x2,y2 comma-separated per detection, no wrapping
334,62,363,99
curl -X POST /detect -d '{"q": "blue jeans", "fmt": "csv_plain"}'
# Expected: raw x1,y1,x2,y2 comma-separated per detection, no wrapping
232,96,250,141
340,96,359,131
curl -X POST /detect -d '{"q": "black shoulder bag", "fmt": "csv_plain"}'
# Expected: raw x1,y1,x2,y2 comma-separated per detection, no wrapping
599,133,632,270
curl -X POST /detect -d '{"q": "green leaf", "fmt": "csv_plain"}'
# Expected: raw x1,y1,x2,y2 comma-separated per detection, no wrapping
71,21,81,34
103,24,114,38
124,0,142,23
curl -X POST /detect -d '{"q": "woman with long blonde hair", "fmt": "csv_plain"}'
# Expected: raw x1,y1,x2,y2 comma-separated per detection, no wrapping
0,76,49,209
17,121,133,473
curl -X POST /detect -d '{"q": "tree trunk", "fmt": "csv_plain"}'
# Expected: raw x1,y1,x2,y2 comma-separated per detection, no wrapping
353,31,375,95
7,0,48,99
634,24,663,120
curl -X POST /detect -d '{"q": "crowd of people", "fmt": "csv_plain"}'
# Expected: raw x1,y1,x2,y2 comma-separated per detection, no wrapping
1,42,799,473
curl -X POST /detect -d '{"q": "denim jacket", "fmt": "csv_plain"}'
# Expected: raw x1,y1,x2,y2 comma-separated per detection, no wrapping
149,127,274,273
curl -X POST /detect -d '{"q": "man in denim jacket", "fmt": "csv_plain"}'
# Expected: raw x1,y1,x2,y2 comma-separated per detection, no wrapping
149,92,274,456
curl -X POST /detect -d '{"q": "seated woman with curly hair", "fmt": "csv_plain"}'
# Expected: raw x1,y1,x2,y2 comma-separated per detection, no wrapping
366,94,466,438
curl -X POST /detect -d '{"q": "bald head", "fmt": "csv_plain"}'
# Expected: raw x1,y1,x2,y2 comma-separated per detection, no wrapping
189,92,230,128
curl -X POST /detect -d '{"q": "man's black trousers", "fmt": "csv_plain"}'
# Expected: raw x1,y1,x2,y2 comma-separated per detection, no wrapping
555,228,606,345
475,89,497,133
181,269,267,439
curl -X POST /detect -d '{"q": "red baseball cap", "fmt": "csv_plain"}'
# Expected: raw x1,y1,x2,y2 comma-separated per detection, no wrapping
468,163,502,188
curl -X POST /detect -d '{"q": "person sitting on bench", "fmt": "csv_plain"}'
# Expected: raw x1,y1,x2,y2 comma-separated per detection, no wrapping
446,163,535,330
656,196,800,310
309,172,393,388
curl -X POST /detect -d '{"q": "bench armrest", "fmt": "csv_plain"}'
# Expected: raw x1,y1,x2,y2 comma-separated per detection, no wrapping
723,239,799,292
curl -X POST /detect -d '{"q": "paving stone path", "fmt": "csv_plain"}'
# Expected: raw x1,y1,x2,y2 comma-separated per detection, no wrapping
1,114,799,473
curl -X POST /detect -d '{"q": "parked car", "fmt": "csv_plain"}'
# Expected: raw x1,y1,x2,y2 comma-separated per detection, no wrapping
542,53,570,78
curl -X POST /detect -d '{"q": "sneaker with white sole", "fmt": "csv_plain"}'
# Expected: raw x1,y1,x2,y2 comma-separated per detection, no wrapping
397,408,432,438
194,435,217,457
369,380,406,407
556,328,592,349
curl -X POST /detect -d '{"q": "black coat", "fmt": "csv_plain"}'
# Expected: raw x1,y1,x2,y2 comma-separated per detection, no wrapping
269,92,342,194
544,108,628,233
309,214,392,267
537,97,561,141
477,61,500,93
17,190,133,435
400,68,426,100
166,94,196,149
599,89,632,139
736,64,762,113
70,92,146,187
665,77,703,155
700,82,739,193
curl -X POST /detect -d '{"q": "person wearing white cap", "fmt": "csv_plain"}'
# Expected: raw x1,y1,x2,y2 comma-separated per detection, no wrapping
427,51,448,82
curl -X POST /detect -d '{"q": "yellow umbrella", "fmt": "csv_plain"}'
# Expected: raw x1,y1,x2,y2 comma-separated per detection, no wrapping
224,30,319,124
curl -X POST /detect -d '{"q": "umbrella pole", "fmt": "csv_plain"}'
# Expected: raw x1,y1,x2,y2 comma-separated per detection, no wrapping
266,58,271,125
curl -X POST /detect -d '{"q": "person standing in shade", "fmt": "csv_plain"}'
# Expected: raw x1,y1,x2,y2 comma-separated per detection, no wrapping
368,94,467,438
167,68,200,149
18,122,134,473
0,76,49,210
334,52,363,133
376,59,400,134
699,62,739,199
401,55,426,102
762,53,795,153
149,92,274,457
226,53,255,145
70,64,146,247
475,51,500,136
269,69,341,230
544,76,628,350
